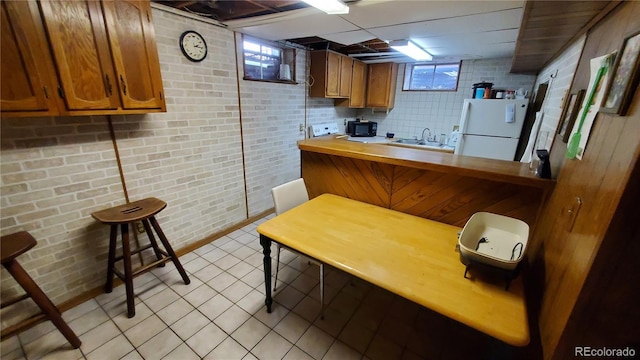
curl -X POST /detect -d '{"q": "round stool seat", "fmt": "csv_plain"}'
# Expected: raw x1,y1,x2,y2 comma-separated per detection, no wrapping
92,197,166,224
1,231,37,263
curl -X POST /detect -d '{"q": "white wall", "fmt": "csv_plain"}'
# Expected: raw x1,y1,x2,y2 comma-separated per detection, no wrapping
363,58,536,142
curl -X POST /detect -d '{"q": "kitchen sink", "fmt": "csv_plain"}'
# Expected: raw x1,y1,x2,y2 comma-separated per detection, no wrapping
393,139,444,147
395,138,424,144
386,138,455,152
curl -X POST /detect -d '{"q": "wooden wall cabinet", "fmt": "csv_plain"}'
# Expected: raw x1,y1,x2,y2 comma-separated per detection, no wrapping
309,50,352,98
1,0,166,117
366,62,398,111
335,59,367,108
0,1,63,116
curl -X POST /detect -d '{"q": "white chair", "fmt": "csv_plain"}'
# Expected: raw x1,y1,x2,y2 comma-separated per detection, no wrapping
271,178,324,317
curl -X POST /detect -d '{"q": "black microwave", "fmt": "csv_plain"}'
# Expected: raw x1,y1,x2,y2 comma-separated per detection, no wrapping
347,121,377,137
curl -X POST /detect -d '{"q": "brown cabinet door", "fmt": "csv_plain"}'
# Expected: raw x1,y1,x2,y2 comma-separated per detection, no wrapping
366,63,398,109
326,51,341,97
339,56,352,97
349,60,367,108
102,0,165,110
39,0,119,111
1,1,60,115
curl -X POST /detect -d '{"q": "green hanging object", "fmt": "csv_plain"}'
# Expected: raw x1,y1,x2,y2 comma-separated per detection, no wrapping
566,54,614,159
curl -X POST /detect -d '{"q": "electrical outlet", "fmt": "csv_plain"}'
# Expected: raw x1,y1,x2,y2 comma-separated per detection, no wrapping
299,123,304,132
135,221,145,234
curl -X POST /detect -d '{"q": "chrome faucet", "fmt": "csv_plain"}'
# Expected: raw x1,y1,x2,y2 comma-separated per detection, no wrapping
421,128,433,142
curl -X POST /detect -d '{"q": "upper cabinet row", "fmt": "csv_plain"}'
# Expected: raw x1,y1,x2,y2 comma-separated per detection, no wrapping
1,0,165,118
309,50,398,111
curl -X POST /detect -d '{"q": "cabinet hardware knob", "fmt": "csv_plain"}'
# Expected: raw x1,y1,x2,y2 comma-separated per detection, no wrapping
120,75,127,95
105,75,113,96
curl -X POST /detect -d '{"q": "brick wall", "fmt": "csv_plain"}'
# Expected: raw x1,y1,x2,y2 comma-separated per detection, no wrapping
0,5,339,325
0,4,539,325
365,58,537,142
534,35,586,151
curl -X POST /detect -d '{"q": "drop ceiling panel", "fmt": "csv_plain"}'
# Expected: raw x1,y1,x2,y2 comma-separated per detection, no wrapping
419,30,518,58
320,30,377,46
234,13,359,41
367,8,523,43
345,0,525,29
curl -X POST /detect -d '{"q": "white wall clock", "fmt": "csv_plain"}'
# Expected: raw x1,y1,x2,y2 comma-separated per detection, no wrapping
179,30,207,62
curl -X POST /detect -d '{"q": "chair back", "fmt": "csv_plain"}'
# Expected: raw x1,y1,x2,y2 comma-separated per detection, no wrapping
272,178,309,215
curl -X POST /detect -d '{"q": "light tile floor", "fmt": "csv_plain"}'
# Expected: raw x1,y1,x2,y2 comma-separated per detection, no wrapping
0,216,538,360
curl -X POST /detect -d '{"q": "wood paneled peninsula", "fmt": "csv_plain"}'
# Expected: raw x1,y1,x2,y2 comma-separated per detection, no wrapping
299,135,555,258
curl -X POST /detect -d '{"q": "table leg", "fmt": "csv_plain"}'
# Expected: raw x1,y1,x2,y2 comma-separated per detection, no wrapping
259,234,273,313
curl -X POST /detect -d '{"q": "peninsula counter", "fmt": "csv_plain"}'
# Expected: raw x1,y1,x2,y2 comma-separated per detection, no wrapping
298,135,555,258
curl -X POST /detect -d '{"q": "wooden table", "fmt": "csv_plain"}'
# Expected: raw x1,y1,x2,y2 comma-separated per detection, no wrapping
256,194,530,347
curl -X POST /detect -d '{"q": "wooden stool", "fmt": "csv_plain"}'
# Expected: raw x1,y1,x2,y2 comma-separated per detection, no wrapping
1,231,81,348
91,197,190,318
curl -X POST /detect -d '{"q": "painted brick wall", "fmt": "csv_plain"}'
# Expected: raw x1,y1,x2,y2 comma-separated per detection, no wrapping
0,5,337,326
236,32,307,216
0,4,542,326
364,58,537,142
534,35,587,152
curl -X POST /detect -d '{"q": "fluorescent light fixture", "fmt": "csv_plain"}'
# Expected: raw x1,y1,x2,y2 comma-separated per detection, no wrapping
389,40,432,61
302,0,349,14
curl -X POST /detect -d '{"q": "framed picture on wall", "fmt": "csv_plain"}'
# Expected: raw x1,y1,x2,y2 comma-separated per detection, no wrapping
600,31,640,115
559,90,586,143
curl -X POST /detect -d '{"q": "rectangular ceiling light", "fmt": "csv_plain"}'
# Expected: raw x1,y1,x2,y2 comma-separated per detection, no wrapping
302,0,349,14
389,40,433,61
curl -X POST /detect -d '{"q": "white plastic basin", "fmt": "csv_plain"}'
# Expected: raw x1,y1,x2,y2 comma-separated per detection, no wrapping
458,212,529,271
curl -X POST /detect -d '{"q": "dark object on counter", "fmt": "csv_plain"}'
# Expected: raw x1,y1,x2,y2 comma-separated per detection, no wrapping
472,82,493,99
347,120,377,137
536,149,551,179
461,252,522,290
386,132,394,139
1,231,81,347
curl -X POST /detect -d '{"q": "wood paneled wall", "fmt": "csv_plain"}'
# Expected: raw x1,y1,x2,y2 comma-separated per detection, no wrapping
302,151,544,231
533,2,640,359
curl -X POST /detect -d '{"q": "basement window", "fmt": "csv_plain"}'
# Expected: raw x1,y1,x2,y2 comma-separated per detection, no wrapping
402,62,460,91
242,36,296,83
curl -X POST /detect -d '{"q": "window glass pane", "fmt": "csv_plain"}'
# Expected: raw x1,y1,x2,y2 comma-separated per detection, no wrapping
433,63,459,90
243,40,260,53
411,65,435,90
243,37,292,82
403,62,460,91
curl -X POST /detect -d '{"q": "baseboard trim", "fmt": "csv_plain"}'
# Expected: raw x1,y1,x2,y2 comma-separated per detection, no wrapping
56,208,273,313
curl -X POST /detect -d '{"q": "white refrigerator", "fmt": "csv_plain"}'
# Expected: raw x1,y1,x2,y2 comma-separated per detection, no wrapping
454,99,529,161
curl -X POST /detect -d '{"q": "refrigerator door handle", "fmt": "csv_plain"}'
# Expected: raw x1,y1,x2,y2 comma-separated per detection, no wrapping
459,100,471,133
454,134,465,155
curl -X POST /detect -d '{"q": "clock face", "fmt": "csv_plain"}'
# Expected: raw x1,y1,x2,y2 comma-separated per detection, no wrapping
179,31,207,62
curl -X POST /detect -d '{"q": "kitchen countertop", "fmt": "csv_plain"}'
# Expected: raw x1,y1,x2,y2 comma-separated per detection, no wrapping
342,135,456,153
298,135,555,190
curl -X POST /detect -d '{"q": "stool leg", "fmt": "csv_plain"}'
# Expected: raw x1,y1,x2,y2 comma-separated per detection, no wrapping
3,261,81,348
141,219,166,267
148,216,190,285
105,225,118,293
120,223,136,318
